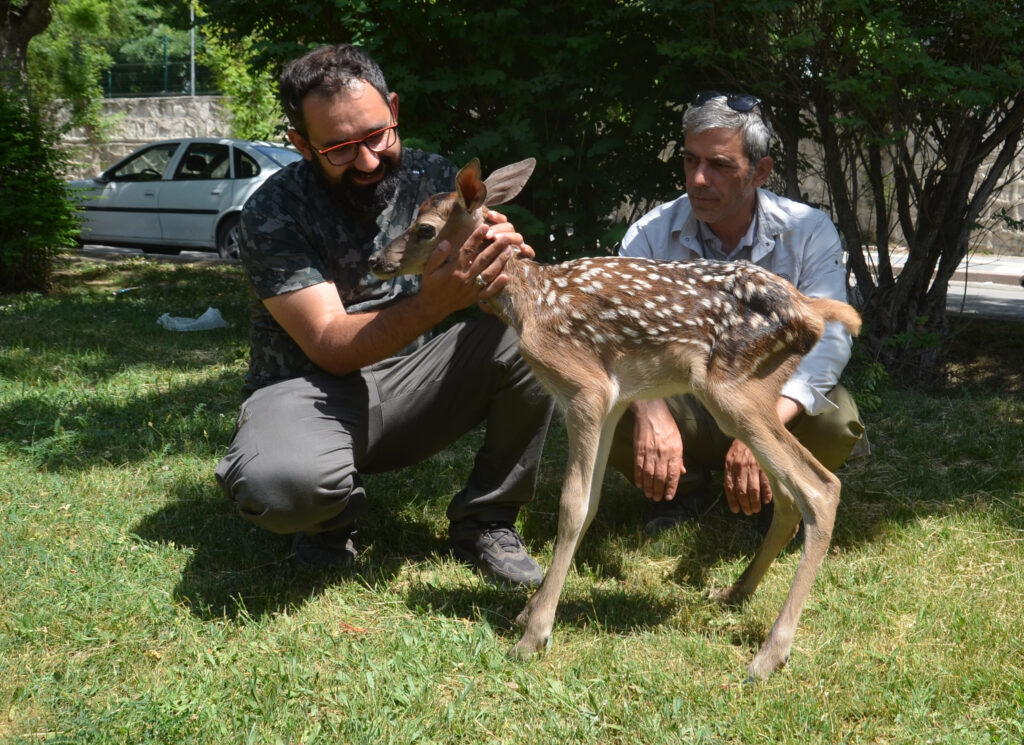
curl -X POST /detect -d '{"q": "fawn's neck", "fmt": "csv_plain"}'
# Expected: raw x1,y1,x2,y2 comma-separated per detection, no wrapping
483,252,537,333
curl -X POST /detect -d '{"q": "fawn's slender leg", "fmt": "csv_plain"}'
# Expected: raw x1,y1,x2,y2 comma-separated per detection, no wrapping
710,474,802,607
747,460,838,679
511,392,625,658
693,374,840,678
711,397,839,679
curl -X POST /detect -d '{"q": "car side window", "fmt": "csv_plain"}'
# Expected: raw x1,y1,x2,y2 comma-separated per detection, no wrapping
234,150,260,179
174,143,230,180
108,143,178,182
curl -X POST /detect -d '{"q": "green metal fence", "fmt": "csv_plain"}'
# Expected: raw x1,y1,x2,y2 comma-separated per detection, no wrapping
102,61,219,97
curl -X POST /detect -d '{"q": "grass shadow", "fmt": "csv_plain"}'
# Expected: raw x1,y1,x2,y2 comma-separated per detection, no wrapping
1,367,243,470
131,480,328,621
401,577,683,637
132,465,476,623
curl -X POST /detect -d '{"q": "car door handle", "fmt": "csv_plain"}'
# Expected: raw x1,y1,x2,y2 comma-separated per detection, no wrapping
143,191,157,197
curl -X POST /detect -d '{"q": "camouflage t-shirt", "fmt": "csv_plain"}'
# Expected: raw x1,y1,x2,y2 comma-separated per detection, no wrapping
239,148,458,393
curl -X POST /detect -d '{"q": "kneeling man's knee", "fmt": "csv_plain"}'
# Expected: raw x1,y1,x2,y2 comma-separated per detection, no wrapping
217,452,366,534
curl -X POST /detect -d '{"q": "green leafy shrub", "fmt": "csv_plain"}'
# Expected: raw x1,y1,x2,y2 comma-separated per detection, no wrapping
203,34,285,142
0,86,80,293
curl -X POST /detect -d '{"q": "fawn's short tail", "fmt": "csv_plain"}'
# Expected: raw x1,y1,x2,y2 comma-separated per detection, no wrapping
806,296,862,337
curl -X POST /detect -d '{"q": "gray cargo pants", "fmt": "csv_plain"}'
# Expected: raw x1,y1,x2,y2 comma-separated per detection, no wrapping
215,315,554,535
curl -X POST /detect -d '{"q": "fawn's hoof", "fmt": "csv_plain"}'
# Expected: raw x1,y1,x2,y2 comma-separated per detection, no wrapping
709,584,747,606
509,632,549,659
747,648,791,681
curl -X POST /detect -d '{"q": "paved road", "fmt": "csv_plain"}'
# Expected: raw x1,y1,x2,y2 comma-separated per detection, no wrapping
947,277,1024,322
878,250,1024,322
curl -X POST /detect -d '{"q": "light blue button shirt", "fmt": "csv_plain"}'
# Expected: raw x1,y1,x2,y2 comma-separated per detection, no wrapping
619,189,853,415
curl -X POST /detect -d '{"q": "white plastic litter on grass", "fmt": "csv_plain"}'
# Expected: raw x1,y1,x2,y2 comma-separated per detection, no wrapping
157,307,229,332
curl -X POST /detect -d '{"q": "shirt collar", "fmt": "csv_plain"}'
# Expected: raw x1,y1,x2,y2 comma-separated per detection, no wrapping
696,213,758,261
673,189,782,262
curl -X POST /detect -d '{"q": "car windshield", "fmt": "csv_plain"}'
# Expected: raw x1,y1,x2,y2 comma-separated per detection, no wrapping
253,146,303,166
107,142,179,182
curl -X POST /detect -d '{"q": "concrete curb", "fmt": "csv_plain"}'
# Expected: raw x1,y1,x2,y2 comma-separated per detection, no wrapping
869,252,1024,287
74,245,236,265
951,269,1021,287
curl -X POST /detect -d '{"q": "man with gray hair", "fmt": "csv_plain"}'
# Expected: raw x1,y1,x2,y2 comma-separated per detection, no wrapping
610,91,865,535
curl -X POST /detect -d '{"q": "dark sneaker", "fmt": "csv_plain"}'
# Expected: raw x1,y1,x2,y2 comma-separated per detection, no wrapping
290,526,358,570
449,521,544,589
643,485,720,536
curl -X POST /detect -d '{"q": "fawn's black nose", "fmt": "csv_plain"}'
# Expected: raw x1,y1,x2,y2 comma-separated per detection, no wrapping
367,254,393,277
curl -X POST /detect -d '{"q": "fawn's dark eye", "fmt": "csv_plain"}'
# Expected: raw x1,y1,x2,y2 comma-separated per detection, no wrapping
416,224,436,240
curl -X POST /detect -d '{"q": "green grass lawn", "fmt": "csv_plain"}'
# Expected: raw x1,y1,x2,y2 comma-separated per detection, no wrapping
1,255,1022,744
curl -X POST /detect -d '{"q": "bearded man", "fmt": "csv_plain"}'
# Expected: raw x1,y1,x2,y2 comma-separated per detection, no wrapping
215,44,553,586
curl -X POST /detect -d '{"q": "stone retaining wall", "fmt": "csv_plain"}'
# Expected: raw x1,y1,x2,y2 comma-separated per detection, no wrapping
985,167,1024,256
61,95,231,180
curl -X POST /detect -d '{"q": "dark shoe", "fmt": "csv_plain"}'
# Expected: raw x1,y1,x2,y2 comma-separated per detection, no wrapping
291,526,358,569
643,485,720,536
449,521,544,589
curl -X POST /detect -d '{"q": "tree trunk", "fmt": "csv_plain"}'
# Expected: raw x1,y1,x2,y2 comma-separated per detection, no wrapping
1,0,54,88
829,73,1024,387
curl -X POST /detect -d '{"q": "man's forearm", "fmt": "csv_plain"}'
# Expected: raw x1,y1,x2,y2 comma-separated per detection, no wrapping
263,281,452,377
296,292,450,376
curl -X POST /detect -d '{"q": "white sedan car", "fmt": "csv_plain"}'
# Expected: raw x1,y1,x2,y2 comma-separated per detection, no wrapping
69,138,303,259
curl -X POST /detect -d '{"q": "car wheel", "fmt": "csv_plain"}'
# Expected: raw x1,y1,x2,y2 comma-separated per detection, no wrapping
217,214,242,260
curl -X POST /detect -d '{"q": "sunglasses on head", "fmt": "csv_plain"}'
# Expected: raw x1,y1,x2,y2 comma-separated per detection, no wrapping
694,90,763,113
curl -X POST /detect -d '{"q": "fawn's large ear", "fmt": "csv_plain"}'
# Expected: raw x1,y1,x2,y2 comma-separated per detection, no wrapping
483,158,536,207
456,158,486,212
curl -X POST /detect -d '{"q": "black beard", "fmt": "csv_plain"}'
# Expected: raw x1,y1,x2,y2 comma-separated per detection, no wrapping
311,150,403,219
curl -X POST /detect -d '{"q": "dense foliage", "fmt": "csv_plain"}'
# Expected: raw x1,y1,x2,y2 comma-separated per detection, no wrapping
738,0,1024,382
0,84,79,292
26,0,200,132
26,0,283,140
199,0,717,259
202,33,284,141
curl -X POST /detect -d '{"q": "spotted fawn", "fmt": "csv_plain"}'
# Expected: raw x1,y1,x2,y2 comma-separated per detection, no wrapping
369,158,861,680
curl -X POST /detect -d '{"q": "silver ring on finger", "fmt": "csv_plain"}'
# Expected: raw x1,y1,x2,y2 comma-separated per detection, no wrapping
475,274,487,288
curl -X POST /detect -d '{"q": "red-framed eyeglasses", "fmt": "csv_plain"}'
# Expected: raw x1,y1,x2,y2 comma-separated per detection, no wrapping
314,109,399,166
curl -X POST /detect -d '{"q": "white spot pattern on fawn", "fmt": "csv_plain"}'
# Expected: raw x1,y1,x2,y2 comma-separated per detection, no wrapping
494,255,814,365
